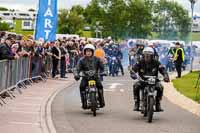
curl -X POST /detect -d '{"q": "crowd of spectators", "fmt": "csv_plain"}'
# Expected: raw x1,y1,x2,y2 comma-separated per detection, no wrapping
0,31,122,79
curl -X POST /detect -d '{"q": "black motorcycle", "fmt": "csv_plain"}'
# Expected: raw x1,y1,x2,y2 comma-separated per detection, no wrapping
110,56,119,77
80,70,104,116
138,75,160,123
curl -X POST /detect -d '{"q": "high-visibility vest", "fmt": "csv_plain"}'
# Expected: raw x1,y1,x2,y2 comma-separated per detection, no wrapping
174,48,185,62
169,49,175,55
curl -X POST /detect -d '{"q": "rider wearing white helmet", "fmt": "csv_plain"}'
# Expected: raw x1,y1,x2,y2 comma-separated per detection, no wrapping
130,46,170,112
74,44,105,109
83,44,95,56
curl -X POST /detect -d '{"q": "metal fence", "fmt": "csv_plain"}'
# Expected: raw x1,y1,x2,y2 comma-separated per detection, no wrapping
0,57,30,94
0,56,51,104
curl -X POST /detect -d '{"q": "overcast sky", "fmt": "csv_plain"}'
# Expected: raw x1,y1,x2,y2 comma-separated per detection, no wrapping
0,0,199,15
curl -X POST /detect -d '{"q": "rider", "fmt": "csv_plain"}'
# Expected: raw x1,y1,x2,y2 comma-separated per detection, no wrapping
135,43,145,62
74,44,105,109
130,47,170,112
148,42,159,61
112,44,124,75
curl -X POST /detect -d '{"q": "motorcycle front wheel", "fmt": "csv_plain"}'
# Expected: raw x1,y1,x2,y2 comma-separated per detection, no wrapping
147,96,154,123
90,92,97,116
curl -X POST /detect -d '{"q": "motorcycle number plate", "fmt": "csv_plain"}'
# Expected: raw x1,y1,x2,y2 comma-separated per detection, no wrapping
90,88,96,91
88,80,96,86
149,91,157,96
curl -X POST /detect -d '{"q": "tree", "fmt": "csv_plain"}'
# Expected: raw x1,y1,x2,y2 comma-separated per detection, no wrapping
57,7,84,35
126,0,153,38
84,0,105,34
153,0,191,40
57,0,191,40
71,5,84,15
102,0,128,39
84,0,154,39
28,8,36,12
0,22,10,31
0,7,8,11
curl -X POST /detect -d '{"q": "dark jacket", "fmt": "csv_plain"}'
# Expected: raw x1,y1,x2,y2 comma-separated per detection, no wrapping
75,56,104,79
51,46,60,61
60,47,67,60
132,59,169,80
0,43,15,60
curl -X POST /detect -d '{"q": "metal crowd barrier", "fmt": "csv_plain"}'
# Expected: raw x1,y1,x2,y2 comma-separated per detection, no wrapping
0,56,49,105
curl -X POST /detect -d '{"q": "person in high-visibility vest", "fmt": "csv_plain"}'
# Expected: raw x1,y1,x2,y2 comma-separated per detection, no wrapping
174,42,185,78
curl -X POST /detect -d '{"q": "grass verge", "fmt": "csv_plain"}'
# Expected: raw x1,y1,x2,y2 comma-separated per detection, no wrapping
172,71,200,102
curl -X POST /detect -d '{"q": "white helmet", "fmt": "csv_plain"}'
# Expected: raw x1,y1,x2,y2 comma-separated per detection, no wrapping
108,36,112,40
143,47,154,55
84,44,95,53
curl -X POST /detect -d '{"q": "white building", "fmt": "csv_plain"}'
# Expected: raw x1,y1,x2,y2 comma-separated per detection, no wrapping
192,15,200,32
0,10,36,30
0,11,36,20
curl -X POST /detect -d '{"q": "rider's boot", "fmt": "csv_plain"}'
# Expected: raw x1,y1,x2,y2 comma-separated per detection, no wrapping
155,99,164,112
133,100,140,111
80,92,87,109
98,90,105,108
133,86,140,111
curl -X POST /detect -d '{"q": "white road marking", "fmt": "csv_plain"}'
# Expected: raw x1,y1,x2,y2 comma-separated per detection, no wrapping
104,83,124,92
104,88,115,92
11,111,38,114
120,89,125,92
9,122,40,126
108,83,123,89
22,97,43,100
17,103,41,106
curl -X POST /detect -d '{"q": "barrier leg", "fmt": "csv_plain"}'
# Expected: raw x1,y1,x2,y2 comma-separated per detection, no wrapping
0,97,6,104
21,82,27,89
26,79,32,86
6,91,13,100
15,85,22,94
8,90,15,98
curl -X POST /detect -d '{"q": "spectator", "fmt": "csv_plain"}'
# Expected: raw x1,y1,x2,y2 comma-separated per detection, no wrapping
0,37,19,60
60,41,67,78
174,42,185,78
51,40,61,78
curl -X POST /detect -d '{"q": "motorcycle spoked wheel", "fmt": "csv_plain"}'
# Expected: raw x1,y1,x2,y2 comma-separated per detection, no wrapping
90,92,97,116
143,102,147,117
111,64,115,77
147,96,154,123
142,96,147,117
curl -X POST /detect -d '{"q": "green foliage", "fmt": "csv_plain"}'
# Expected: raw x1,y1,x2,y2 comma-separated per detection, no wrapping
153,0,191,41
101,0,128,39
57,8,84,35
0,21,10,31
28,8,36,12
0,7,8,11
126,0,153,38
57,0,192,39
